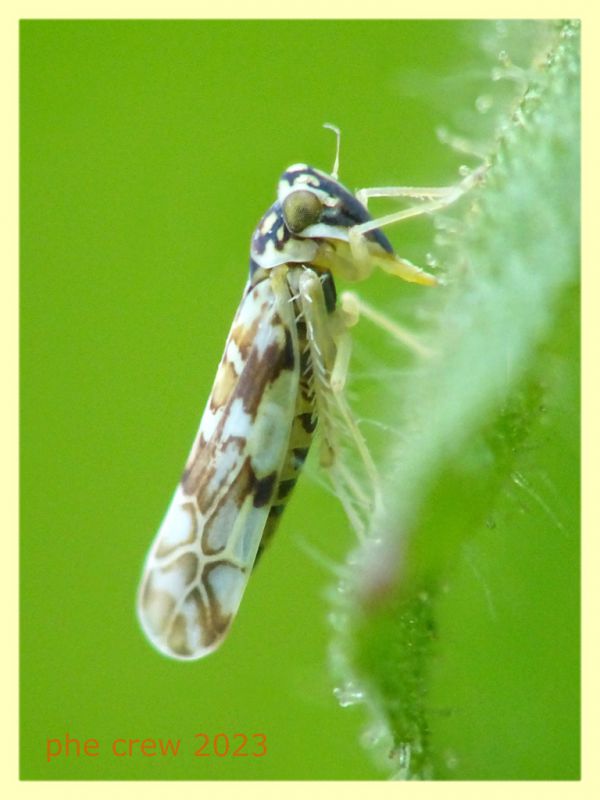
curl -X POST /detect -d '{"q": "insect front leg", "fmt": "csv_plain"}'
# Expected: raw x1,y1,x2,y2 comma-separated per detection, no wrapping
354,163,487,226
356,184,461,208
349,164,487,283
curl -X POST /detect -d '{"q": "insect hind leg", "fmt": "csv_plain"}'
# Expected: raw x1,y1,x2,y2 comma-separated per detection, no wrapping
297,269,383,540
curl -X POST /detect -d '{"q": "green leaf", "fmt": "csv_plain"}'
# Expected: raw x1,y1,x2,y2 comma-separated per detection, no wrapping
331,20,580,780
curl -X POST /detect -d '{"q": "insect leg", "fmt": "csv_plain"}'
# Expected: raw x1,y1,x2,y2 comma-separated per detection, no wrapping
298,269,382,539
349,165,487,279
356,184,460,208
339,291,435,359
352,164,486,239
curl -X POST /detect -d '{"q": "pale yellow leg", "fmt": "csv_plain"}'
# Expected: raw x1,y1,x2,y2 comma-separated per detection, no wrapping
341,291,435,359
348,165,486,287
356,184,459,208
352,164,486,239
297,269,383,540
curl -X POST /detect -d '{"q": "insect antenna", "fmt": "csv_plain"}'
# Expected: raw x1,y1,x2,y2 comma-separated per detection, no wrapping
323,122,341,179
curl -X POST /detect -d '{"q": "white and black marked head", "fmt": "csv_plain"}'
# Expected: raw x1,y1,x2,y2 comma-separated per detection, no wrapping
250,164,398,283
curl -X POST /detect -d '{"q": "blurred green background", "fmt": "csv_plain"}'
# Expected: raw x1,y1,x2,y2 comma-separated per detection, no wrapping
20,20,578,780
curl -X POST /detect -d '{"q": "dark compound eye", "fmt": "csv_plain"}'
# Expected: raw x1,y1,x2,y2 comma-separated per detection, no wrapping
282,190,323,233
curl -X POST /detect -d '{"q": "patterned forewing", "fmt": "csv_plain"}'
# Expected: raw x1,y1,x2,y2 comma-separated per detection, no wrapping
256,285,316,559
137,269,300,659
